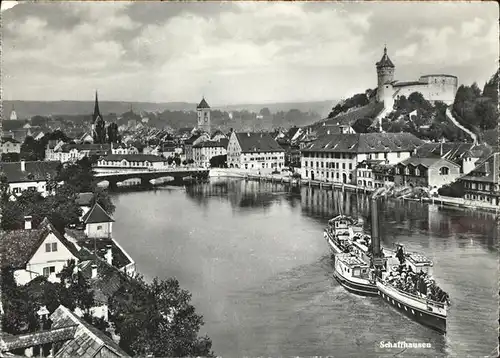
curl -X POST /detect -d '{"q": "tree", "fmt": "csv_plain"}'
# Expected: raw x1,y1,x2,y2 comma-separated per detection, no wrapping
21,136,44,161
173,157,181,166
167,156,174,165
209,155,227,168
106,123,120,144
91,186,116,215
351,117,374,133
259,107,271,116
1,152,21,162
109,276,214,357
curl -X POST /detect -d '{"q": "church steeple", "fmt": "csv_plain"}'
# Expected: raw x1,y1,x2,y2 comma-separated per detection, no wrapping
92,91,102,124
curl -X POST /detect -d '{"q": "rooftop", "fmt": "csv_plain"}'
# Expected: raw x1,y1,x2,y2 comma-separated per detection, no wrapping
193,140,226,148
459,152,499,184
81,203,115,224
197,97,210,109
0,161,59,183
376,46,395,68
50,305,130,357
302,132,422,153
397,156,460,169
235,132,284,153
0,219,80,269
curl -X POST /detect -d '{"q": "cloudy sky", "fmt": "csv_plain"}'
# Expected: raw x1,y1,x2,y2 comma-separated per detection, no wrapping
1,1,498,105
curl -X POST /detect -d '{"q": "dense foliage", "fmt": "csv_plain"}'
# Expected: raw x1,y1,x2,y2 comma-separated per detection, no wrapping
1,260,101,335
109,276,214,357
20,130,69,161
452,73,499,137
328,91,372,118
209,154,227,168
1,157,115,231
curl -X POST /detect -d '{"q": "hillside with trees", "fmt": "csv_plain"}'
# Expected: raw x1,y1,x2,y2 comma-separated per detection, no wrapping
322,71,498,143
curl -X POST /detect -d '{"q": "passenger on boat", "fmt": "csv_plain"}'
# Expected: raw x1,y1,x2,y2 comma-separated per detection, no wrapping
396,246,405,265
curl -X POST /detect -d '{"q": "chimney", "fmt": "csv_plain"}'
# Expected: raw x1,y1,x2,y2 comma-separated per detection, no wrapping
24,216,32,230
91,264,97,279
370,199,381,258
484,161,490,174
105,245,113,266
20,160,26,172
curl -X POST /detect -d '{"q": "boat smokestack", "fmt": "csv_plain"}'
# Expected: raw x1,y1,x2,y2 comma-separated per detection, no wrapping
370,198,381,258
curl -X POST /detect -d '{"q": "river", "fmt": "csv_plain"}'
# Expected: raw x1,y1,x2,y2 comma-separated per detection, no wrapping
111,178,498,357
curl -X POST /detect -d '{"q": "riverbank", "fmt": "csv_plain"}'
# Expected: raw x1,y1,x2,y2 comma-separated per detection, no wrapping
208,168,498,214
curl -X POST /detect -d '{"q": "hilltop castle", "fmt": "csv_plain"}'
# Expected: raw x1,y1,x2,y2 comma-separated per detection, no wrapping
376,46,458,110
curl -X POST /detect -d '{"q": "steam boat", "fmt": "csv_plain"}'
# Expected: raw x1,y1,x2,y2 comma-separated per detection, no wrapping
324,196,450,333
376,245,449,333
323,215,362,255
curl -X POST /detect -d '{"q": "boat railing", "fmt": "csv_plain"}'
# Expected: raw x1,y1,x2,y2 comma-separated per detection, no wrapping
377,278,448,309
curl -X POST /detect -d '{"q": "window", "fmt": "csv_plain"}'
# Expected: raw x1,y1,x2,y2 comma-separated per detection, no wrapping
342,163,345,170
45,243,51,252
43,266,55,277
51,243,57,252
397,152,401,158
439,167,449,175
97,225,103,230
349,163,352,170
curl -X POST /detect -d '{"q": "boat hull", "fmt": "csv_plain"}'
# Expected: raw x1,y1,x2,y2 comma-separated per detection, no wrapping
377,283,446,334
324,232,344,256
332,269,379,297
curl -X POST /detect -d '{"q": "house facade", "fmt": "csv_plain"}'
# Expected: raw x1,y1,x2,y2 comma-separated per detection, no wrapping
300,133,422,184
458,152,499,205
193,141,227,168
0,160,60,196
227,132,285,173
0,218,81,286
394,157,461,188
82,203,115,239
48,143,111,163
2,137,21,154
95,154,169,173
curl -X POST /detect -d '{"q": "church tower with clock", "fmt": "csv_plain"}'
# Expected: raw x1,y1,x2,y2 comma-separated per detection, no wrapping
196,97,211,134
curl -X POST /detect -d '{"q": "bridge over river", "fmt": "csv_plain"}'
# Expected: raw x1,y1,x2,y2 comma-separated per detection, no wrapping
94,168,210,189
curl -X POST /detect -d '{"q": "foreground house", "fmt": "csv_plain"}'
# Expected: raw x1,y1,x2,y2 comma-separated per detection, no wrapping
227,132,285,172
300,133,422,184
458,152,499,205
0,218,81,285
0,160,60,196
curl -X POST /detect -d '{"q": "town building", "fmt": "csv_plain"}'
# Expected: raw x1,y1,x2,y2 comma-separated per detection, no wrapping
414,142,493,175
211,130,227,142
193,141,227,168
94,154,169,173
1,136,21,154
0,217,81,285
0,160,60,196
227,132,285,172
300,133,422,184
372,162,397,188
196,97,211,134
47,143,111,163
458,152,499,205
376,46,458,111
394,157,461,189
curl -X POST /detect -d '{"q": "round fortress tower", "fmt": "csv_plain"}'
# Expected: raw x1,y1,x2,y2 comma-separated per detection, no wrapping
376,46,395,103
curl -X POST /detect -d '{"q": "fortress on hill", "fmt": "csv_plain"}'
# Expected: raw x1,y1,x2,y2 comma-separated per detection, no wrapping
376,46,458,110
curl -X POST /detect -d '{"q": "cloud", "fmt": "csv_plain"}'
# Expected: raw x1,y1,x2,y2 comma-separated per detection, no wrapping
1,1,498,104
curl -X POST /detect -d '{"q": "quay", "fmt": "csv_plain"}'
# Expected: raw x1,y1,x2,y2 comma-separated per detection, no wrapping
210,169,498,213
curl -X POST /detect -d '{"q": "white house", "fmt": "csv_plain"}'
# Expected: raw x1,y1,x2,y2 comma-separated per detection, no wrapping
300,133,423,184
0,160,60,196
226,132,285,173
1,137,21,154
82,203,114,239
48,143,111,163
193,140,227,168
0,217,81,286
94,154,169,173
